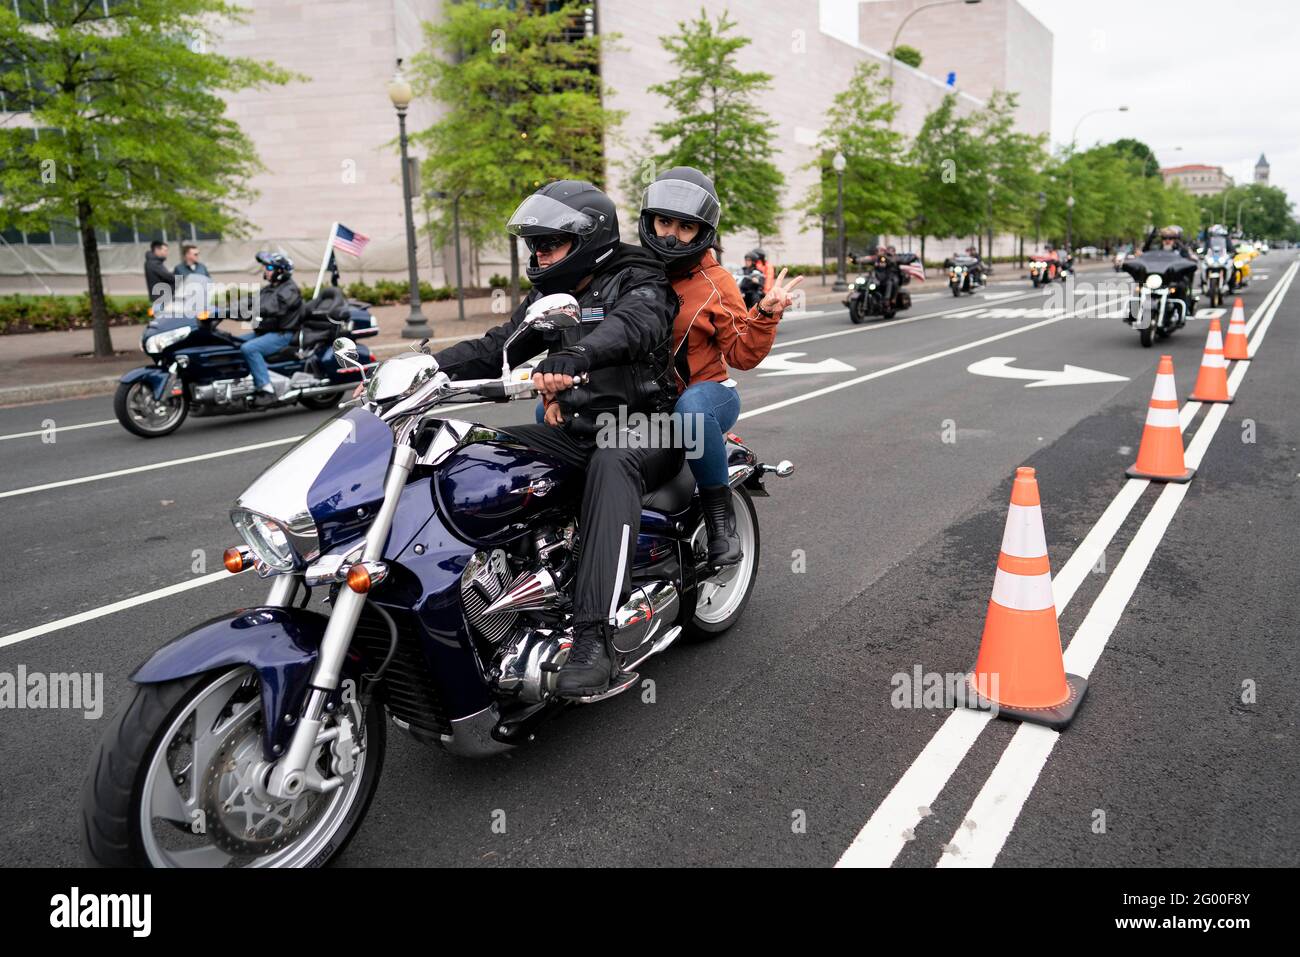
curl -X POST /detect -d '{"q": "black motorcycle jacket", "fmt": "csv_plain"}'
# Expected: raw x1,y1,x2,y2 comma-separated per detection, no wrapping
255,279,305,333
434,243,678,431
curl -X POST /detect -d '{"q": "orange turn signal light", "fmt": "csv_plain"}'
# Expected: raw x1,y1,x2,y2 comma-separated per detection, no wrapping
223,547,249,573
198,310,210,320
346,560,387,594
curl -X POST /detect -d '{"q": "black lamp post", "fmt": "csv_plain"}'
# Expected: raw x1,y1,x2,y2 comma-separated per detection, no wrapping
388,60,431,339
832,151,848,291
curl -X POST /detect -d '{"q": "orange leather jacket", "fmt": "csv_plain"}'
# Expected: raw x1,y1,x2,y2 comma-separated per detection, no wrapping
669,250,779,392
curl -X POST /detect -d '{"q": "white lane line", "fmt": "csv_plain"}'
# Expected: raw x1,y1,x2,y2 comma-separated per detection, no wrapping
776,292,1042,351
0,419,117,442
0,571,235,650
0,400,490,500
934,260,1295,868
744,300,1093,422
0,436,304,499
841,259,1298,868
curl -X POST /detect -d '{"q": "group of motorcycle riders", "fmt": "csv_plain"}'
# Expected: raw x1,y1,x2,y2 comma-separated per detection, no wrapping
196,162,1250,699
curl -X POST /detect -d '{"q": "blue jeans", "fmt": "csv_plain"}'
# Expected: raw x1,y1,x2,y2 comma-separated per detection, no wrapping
676,381,740,488
240,331,295,389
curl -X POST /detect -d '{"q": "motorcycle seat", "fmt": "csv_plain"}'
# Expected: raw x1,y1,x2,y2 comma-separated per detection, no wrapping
305,286,353,323
641,460,696,514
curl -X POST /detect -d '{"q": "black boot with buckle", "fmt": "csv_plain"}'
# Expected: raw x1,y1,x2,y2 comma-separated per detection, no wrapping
699,484,742,568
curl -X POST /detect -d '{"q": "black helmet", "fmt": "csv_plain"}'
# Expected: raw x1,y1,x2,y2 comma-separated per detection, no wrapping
507,180,619,294
255,251,294,283
638,166,721,270
750,248,767,262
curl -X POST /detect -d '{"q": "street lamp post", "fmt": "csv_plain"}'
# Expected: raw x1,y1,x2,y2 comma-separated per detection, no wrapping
1066,105,1129,251
1035,190,1045,252
887,0,983,108
832,151,848,291
387,60,430,340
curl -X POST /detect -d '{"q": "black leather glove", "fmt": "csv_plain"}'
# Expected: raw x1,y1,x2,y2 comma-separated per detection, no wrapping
536,347,591,379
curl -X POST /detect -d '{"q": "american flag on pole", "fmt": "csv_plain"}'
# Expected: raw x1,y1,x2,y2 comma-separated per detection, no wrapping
900,261,926,282
331,223,371,257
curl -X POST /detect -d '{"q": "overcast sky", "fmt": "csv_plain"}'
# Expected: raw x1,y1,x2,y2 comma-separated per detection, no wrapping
1018,0,1298,210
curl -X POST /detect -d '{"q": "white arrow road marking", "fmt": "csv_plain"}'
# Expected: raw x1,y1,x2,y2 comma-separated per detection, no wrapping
1196,307,1225,320
967,356,1129,388
755,352,855,377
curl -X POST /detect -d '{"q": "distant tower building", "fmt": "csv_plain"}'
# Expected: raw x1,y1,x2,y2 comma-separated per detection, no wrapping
1255,153,1270,185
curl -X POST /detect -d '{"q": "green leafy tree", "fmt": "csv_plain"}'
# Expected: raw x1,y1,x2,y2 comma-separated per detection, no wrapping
1109,138,1161,178
634,9,783,237
801,62,914,258
968,90,1048,256
890,44,922,69
411,1,621,303
1199,183,1295,238
907,93,983,260
0,0,295,356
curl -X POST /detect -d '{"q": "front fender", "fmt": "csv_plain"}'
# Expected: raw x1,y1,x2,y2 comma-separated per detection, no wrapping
130,606,350,761
119,365,170,401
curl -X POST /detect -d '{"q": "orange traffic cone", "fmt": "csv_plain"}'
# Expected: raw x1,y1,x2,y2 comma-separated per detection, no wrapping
1222,298,1250,361
965,467,1087,730
1126,355,1195,483
1188,318,1235,403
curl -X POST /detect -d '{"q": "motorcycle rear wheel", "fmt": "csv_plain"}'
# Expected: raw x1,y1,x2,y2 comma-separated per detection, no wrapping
115,380,188,438
81,665,385,868
685,486,760,640
298,392,343,412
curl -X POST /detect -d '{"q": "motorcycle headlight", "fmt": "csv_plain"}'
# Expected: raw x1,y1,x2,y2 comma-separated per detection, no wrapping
868,282,878,290
144,326,190,355
231,508,298,572
1145,274,1163,290
1234,258,1245,269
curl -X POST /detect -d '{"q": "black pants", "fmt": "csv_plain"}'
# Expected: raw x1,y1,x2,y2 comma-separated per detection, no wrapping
502,422,683,628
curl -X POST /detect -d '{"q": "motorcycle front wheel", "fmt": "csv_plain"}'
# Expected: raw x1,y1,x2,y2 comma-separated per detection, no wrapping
114,380,188,438
81,665,385,868
1139,326,1154,347
849,300,866,324
686,486,760,640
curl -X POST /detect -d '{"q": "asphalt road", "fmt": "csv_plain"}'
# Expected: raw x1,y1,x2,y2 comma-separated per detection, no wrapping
1,256,1295,867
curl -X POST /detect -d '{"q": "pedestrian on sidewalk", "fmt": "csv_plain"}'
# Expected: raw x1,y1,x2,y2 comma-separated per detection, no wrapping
144,240,174,306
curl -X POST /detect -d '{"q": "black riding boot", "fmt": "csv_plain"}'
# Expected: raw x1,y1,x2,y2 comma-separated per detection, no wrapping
554,622,614,698
699,484,742,567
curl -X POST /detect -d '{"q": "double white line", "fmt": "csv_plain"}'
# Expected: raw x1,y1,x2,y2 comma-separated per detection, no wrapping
837,257,1298,868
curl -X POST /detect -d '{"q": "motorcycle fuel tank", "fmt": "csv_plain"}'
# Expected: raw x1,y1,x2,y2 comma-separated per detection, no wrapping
434,435,582,547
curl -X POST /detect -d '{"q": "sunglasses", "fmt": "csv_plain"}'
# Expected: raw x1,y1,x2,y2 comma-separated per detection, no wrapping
526,235,570,254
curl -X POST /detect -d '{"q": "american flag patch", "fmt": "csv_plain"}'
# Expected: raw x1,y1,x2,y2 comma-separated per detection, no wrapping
580,307,604,321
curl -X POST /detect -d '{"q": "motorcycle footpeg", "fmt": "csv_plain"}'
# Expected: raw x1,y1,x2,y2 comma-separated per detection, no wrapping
572,671,639,704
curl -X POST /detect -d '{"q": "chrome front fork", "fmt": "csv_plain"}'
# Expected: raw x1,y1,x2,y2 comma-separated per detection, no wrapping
265,443,417,800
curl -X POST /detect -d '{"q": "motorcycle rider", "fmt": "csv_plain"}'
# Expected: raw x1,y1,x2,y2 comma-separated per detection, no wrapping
873,245,902,308
1155,224,1194,259
637,166,801,566
738,250,765,308
242,252,305,406
432,180,680,698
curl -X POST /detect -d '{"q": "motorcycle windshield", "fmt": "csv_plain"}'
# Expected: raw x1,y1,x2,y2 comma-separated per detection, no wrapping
1128,251,1197,282
233,407,393,560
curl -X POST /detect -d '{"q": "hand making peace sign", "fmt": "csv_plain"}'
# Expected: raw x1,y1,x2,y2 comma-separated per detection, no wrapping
759,268,804,316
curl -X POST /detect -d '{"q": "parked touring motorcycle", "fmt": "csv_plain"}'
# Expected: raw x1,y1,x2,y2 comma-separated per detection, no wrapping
1123,250,1198,347
114,284,378,438
81,294,793,868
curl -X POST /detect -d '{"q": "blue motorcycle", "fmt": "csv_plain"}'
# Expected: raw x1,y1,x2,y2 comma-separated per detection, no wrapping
113,285,378,438
82,294,794,867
